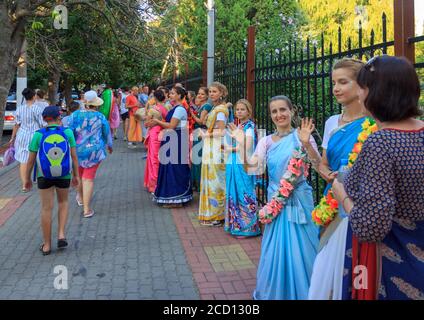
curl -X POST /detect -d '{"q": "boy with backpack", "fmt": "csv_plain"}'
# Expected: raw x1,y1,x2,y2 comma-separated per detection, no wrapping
24,106,80,255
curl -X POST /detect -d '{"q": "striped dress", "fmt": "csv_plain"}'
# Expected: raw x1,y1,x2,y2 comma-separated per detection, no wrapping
14,102,46,163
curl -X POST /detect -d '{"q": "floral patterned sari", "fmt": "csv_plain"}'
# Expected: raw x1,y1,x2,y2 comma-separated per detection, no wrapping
198,104,229,223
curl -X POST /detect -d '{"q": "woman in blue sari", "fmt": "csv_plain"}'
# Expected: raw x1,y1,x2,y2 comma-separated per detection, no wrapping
148,86,192,207
225,99,260,238
230,96,321,300
308,58,366,299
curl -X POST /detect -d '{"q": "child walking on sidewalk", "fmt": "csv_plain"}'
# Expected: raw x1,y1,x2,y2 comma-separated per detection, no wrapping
24,106,80,255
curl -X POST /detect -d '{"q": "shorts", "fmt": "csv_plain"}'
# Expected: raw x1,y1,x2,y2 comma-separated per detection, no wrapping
120,112,129,121
78,163,100,180
37,177,71,189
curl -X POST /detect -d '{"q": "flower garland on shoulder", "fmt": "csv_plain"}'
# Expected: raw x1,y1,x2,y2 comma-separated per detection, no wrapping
258,147,310,225
311,117,378,226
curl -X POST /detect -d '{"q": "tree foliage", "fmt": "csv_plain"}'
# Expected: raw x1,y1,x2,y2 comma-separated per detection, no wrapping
26,1,172,92
158,0,303,78
298,0,394,52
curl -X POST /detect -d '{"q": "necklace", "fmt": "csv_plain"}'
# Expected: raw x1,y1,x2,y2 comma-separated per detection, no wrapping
340,112,364,123
274,128,293,138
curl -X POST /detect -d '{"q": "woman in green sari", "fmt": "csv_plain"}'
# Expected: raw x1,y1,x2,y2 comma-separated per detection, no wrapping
190,87,212,191
198,82,230,226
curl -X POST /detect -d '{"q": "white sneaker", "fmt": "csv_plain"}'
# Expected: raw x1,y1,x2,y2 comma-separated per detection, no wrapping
123,137,127,141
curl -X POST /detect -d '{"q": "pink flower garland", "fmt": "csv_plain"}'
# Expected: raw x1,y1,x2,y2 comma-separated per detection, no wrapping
258,147,310,225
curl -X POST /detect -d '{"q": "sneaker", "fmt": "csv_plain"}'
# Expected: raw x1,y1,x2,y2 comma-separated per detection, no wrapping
123,137,127,141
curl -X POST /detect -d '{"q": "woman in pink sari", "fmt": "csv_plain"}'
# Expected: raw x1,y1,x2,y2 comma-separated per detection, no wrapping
109,90,121,139
144,89,168,193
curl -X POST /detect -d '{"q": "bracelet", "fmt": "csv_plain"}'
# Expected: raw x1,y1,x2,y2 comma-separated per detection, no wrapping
342,196,351,208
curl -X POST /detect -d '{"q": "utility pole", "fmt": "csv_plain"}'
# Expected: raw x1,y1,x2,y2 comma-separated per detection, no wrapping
207,0,215,86
16,40,27,106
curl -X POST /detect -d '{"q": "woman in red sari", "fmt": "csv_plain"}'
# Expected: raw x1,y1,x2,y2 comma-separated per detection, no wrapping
143,89,168,193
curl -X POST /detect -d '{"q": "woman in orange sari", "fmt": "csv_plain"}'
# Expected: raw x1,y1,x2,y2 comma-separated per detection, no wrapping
126,86,142,148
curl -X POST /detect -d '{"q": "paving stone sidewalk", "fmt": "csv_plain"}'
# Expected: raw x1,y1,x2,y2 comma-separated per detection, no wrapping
0,132,262,300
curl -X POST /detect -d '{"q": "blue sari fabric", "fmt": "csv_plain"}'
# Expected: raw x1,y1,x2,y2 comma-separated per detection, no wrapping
224,120,260,237
326,117,367,178
154,106,193,204
253,132,319,300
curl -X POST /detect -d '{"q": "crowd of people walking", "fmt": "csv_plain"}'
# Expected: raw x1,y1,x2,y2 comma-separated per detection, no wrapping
5,55,424,300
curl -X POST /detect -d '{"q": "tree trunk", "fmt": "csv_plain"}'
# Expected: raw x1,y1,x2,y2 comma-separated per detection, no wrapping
0,2,27,141
47,69,61,105
64,75,72,105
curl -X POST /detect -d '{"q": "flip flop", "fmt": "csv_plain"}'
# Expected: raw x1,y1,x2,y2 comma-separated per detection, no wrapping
39,244,51,256
83,210,95,218
76,195,83,207
57,238,68,249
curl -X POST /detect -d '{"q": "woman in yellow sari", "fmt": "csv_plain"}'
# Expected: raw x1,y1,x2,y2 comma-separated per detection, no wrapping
198,82,230,226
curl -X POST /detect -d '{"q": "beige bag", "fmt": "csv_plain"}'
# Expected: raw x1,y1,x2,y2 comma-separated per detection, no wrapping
134,107,146,122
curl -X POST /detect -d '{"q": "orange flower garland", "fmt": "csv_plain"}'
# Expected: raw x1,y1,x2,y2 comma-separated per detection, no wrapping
311,117,378,226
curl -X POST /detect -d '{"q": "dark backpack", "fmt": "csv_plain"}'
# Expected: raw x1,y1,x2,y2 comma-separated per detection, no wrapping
36,126,71,179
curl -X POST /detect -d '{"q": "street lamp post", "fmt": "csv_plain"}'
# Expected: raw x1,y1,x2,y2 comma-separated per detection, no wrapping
207,0,215,86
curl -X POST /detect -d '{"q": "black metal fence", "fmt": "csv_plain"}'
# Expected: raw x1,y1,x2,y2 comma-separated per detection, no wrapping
162,66,204,93
214,51,247,105
253,14,395,204
163,12,424,207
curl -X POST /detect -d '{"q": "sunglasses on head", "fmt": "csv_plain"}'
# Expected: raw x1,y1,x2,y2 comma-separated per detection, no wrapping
364,56,378,72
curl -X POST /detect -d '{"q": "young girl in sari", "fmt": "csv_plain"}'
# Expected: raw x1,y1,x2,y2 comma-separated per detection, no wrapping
190,87,212,191
308,58,366,300
149,86,192,207
224,99,260,238
229,96,321,299
143,89,168,193
198,82,229,226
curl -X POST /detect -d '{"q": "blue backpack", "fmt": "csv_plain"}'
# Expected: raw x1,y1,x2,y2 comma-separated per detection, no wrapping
36,126,71,179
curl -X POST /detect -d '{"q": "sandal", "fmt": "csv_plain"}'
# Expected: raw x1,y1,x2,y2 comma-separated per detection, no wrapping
83,209,95,218
21,188,29,193
76,195,83,207
200,221,213,226
57,238,68,249
39,244,51,256
212,220,224,227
